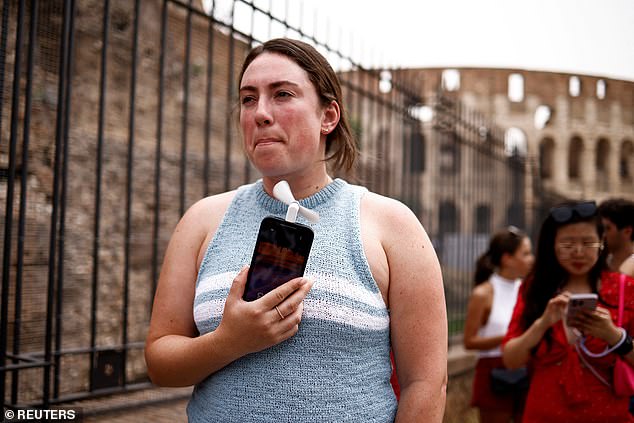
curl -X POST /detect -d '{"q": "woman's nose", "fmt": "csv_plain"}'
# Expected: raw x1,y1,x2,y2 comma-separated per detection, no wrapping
254,100,273,126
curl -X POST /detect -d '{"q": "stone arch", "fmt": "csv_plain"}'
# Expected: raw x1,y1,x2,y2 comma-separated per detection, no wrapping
504,127,528,157
595,138,610,192
439,200,460,233
621,139,634,183
539,137,555,179
568,136,584,180
507,203,525,229
475,204,491,234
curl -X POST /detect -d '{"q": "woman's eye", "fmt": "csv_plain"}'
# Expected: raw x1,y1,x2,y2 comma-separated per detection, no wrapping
275,91,292,99
241,96,255,105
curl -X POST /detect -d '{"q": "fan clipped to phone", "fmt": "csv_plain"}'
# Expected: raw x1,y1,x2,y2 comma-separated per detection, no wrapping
273,180,320,224
243,181,317,301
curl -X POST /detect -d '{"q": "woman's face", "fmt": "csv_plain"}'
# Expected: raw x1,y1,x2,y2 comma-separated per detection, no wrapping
239,52,332,179
505,237,534,279
554,222,602,277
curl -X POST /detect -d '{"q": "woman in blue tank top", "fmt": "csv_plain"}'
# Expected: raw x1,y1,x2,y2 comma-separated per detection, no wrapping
145,38,447,422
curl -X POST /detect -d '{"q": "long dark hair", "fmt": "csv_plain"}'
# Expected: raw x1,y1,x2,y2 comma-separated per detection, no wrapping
474,226,527,286
238,38,357,173
520,201,607,336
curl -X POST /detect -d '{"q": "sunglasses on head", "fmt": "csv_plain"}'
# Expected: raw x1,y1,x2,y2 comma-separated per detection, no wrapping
506,225,523,237
549,201,597,223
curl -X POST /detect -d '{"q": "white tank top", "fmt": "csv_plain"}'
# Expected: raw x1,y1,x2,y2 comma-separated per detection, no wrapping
477,273,521,358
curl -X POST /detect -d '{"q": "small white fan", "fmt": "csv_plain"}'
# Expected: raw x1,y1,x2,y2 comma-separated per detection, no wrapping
273,180,320,224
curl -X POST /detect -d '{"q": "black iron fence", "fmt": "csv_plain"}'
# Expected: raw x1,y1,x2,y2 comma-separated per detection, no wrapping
1,0,538,410
424,94,531,334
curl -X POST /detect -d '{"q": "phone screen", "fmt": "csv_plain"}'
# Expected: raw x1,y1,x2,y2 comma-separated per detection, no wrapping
243,216,314,301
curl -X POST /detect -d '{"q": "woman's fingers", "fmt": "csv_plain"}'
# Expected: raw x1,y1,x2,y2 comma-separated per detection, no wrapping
261,276,313,309
227,266,250,300
217,270,315,355
273,302,304,330
544,294,568,324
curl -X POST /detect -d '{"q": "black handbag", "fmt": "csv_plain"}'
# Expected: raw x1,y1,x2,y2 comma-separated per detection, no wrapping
490,367,529,394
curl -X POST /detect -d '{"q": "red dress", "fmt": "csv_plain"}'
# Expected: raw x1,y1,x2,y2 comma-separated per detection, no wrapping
503,272,634,423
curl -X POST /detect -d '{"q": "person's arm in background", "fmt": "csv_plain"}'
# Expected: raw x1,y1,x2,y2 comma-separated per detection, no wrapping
463,284,505,351
502,291,568,369
367,194,447,423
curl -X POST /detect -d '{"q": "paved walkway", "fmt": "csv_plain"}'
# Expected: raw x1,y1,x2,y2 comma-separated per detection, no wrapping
73,387,191,423
69,344,477,422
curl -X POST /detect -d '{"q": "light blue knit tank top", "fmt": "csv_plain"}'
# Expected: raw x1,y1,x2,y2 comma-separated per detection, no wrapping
187,179,397,422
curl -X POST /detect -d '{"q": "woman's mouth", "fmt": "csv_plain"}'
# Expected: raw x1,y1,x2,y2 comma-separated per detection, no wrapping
255,138,281,147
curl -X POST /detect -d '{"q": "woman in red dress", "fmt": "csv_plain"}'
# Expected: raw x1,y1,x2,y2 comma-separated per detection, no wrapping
502,201,634,423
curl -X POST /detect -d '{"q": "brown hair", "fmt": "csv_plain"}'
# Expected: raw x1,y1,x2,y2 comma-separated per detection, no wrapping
238,38,357,173
473,226,528,286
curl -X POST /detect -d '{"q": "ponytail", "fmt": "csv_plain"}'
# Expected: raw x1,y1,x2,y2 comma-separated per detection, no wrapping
473,226,527,287
474,252,494,286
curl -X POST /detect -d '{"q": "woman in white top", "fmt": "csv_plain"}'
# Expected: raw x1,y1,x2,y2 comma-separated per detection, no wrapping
463,226,534,423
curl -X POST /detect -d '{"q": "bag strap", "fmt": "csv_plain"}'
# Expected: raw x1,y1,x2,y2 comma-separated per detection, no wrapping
619,273,626,327
575,343,610,387
575,274,628,388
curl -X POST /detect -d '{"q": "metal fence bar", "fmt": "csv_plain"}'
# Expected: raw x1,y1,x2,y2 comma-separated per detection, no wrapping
90,0,110,392
121,0,142,388
0,0,10,149
151,0,168,307
224,1,236,192
11,0,38,404
44,0,74,407
179,0,193,216
202,1,215,198
54,0,76,399
1,0,25,409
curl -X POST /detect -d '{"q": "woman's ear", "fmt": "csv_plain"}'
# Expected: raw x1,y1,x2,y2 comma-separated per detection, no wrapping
624,225,633,241
500,252,513,269
321,100,340,133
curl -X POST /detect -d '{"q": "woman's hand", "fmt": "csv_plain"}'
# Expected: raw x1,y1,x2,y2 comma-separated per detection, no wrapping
503,292,569,369
539,292,569,328
569,306,623,345
215,266,315,357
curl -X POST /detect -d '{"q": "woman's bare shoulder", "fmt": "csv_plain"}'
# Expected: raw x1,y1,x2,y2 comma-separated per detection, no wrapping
471,281,494,300
174,190,238,242
187,191,237,222
360,191,418,226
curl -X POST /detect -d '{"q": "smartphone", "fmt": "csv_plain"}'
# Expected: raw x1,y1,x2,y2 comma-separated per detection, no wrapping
565,293,598,325
243,216,314,301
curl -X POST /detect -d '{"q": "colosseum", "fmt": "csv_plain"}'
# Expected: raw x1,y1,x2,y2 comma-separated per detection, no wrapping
411,67,634,202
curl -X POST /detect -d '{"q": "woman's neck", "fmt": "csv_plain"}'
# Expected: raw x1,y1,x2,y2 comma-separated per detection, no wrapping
497,268,518,281
562,275,593,293
262,171,333,200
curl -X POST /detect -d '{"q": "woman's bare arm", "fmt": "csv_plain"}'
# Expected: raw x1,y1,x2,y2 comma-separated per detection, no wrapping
502,294,567,369
364,194,447,423
463,283,505,351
